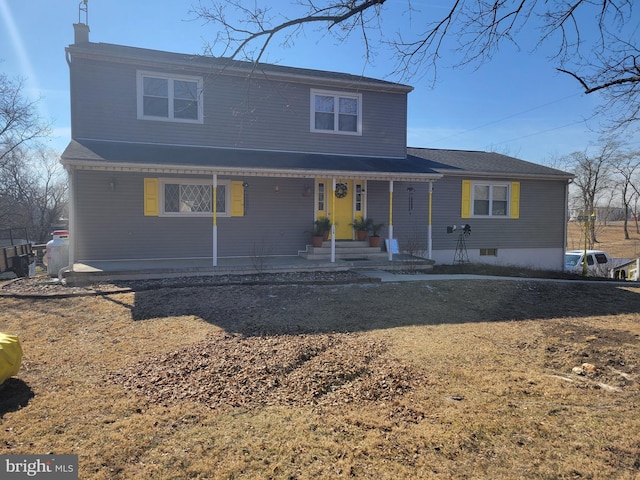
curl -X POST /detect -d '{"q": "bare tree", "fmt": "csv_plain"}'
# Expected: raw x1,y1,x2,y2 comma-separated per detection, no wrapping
192,1,638,128
634,193,640,234
1,73,51,168
0,72,62,241
0,147,67,242
611,149,640,239
566,139,619,246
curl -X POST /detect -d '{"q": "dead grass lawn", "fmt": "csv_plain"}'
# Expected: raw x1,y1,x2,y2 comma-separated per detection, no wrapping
1,275,640,479
567,220,640,259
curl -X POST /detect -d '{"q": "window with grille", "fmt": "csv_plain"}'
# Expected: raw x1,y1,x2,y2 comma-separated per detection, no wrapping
355,183,363,212
161,180,228,216
317,182,325,211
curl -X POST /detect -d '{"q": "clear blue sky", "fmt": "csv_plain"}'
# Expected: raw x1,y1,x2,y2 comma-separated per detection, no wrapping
1,0,636,165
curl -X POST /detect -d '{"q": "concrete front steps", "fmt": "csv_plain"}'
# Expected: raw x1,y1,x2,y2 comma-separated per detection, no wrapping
298,240,388,261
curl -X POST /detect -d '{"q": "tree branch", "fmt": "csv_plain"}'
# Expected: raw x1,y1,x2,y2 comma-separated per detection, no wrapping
195,0,386,63
558,67,640,94
193,0,638,129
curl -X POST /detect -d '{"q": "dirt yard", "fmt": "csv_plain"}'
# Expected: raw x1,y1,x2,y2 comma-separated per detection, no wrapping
1,223,639,478
1,272,640,479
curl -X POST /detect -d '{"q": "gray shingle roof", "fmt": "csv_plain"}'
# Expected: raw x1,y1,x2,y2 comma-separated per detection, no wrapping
62,141,572,181
407,147,573,179
67,42,412,93
62,139,441,180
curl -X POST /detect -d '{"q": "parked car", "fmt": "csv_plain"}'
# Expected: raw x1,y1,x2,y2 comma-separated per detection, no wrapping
565,250,613,276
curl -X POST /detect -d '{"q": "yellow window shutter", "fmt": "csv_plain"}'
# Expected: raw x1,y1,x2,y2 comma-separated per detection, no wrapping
231,181,245,217
510,182,520,219
143,178,159,216
461,180,472,218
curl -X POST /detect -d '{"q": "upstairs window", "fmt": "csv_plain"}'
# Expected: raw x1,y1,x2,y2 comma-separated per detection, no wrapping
137,71,203,123
311,89,362,135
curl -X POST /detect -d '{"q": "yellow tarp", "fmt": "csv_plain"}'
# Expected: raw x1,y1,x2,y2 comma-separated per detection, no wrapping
0,333,22,385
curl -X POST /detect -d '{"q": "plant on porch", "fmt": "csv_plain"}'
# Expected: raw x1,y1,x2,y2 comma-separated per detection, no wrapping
350,217,372,241
368,220,384,247
311,216,332,247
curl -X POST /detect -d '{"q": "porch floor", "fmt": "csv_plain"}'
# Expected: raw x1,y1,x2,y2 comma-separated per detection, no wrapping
64,254,434,284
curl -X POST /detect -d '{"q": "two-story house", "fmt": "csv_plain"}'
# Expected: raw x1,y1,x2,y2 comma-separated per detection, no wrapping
61,21,572,274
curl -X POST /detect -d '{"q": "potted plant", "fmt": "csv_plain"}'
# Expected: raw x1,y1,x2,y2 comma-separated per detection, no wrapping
314,216,332,240
311,216,331,247
368,220,384,247
350,217,371,241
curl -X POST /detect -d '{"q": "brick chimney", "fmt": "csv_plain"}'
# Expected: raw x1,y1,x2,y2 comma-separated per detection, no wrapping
73,23,90,44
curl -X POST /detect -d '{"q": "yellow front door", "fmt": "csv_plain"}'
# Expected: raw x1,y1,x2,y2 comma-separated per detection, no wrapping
333,179,354,239
316,179,364,239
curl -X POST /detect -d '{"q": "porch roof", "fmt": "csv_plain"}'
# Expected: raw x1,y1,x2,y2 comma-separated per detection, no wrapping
408,147,574,180
61,139,443,182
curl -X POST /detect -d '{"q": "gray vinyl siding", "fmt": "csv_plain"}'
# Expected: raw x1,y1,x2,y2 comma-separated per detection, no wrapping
366,178,566,253
73,170,314,261
430,177,566,250
72,171,567,263
69,56,408,158
366,181,430,248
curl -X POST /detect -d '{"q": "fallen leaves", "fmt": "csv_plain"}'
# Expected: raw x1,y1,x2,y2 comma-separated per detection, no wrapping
109,332,425,410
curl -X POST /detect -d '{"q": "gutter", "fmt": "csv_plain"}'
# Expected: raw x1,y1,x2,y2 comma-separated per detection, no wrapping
433,169,575,182
60,159,443,183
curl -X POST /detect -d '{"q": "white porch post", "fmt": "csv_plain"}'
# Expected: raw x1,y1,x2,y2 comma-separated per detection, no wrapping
388,180,394,261
428,181,433,259
331,177,336,263
212,174,218,267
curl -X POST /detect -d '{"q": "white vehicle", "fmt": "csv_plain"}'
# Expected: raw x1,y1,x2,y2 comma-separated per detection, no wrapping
565,250,613,276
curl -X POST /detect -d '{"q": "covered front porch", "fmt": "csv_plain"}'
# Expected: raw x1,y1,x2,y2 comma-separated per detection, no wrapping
62,252,434,285
62,139,443,273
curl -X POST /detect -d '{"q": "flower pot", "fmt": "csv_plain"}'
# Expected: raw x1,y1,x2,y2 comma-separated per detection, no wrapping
356,230,368,241
312,235,324,247
369,235,381,247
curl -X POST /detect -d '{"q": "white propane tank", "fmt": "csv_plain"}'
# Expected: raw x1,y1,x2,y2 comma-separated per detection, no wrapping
46,230,69,277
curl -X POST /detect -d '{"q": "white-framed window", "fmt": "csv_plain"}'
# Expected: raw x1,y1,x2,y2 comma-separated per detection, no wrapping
311,89,362,135
355,183,364,212
160,179,229,216
137,71,203,123
317,182,326,211
472,183,509,217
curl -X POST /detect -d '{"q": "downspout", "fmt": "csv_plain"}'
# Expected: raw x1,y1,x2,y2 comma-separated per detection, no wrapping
212,174,218,267
388,180,394,261
428,181,433,259
60,165,75,281
331,177,336,263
